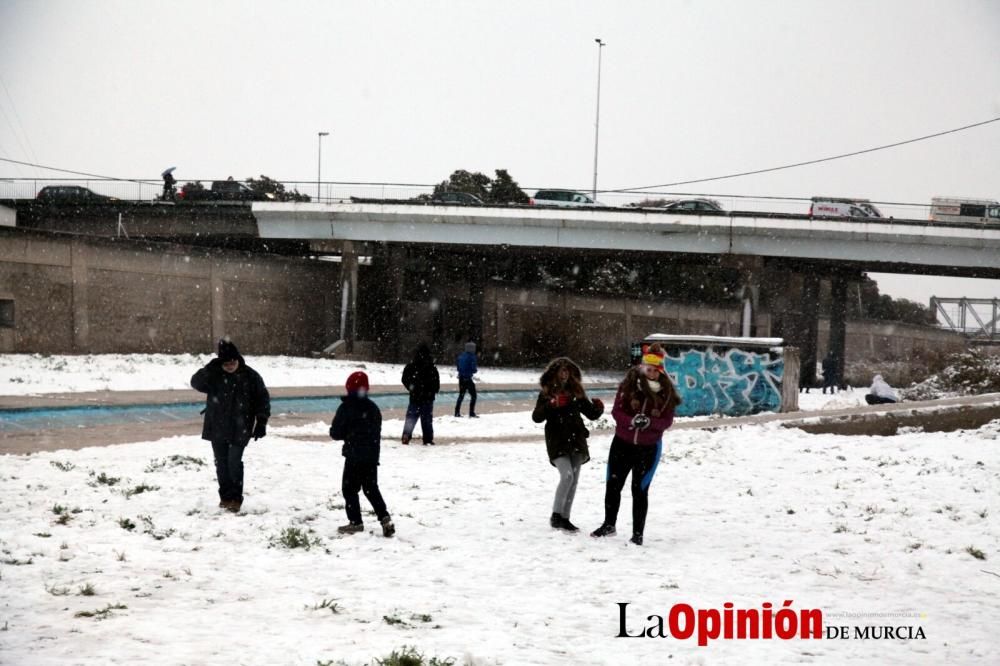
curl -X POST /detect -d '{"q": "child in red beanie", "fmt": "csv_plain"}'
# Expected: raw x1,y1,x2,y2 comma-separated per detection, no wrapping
329,371,395,537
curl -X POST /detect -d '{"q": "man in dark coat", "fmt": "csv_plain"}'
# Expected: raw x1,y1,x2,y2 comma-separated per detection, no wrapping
400,343,441,445
191,338,270,512
329,371,395,537
821,351,838,394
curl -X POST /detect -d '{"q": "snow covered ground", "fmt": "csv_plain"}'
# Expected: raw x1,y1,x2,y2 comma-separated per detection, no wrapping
2,355,995,665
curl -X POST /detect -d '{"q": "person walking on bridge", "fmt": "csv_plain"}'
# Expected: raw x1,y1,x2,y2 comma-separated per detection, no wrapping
191,338,270,513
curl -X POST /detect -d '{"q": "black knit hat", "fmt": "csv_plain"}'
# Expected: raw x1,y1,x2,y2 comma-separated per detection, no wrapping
218,338,240,362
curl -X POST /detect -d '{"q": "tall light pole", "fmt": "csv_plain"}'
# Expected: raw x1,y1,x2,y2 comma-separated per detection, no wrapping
317,131,329,202
592,38,605,201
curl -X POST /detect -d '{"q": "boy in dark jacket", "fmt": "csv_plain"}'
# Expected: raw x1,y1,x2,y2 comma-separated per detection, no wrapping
532,357,604,532
329,371,395,537
190,338,270,512
401,343,441,445
454,341,479,417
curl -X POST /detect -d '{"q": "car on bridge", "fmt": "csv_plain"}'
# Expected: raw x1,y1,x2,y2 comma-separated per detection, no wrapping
431,191,484,205
529,189,602,207
657,198,724,213
809,197,883,218
36,185,118,203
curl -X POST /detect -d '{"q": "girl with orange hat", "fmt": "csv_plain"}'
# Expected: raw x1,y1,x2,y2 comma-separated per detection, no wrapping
591,343,681,546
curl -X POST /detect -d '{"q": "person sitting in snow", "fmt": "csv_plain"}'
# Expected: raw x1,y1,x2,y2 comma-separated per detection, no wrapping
532,357,604,532
329,371,395,537
591,344,681,546
864,374,898,405
190,338,270,513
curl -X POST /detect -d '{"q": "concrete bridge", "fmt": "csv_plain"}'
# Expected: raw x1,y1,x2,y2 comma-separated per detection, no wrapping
253,201,1000,384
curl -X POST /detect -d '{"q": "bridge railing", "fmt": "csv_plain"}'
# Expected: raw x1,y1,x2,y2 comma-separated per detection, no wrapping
0,177,931,220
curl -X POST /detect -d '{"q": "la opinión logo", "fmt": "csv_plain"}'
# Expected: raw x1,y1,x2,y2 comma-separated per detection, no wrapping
616,602,927,646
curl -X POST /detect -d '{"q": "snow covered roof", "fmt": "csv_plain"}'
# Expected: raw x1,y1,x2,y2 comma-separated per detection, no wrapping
641,334,785,348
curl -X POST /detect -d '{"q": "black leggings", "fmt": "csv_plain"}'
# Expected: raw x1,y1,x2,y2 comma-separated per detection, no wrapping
342,459,389,524
603,436,662,535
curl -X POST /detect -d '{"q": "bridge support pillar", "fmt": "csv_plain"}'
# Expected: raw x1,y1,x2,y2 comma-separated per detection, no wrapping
339,241,359,353
723,255,763,337
828,274,849,389
799,273,820,387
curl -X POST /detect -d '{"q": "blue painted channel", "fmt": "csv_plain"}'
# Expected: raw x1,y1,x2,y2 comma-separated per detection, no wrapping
0,389,616,433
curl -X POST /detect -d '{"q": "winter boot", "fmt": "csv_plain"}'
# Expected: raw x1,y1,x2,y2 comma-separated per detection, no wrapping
550,512,562,528
561,516,580,532
630,532,644,546
227,500,242,513
337,522,364,534
401,434,411,445
380,515,395,538
469,413,479,418
591,523,617,538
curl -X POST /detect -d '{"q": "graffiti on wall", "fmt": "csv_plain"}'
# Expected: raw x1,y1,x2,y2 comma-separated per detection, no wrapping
664,347,784,417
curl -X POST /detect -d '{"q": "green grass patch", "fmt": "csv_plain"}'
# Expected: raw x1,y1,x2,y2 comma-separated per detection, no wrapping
118,517,136,531
78,583,96,596
124,484,160,498
374,646,457,665
966,546,987,560
74,603,127,620
145,455,206,473
268,527,321,551
49,461,75,472
139,515,175,540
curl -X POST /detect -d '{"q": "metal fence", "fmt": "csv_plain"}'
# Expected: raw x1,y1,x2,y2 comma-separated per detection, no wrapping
0,177,931,219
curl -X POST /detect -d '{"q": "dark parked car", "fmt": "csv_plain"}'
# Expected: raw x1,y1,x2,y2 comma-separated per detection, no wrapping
36,186,117,203
431,191,484,205
658,198,724,213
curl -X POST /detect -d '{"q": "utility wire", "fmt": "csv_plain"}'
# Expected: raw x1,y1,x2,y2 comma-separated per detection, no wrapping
0,155,148,183
608,116,1000,193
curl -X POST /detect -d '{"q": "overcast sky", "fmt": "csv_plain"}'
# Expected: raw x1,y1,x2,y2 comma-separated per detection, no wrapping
1,0,998,305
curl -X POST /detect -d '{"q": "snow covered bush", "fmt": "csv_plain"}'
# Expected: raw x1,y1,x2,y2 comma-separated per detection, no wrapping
901,350,1000,400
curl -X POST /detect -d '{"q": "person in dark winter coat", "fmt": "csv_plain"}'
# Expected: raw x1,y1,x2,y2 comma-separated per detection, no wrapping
190,338,270,512
821,351,838,394
401,343,441,445
532,357,604,532
454,341,479,417
591,344,681,546
329,371,395,537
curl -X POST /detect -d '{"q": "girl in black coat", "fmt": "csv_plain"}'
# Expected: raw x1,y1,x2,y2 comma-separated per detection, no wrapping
531,357,604,531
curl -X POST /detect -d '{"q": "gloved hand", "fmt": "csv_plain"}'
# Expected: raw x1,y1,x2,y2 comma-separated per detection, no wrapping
630,413,651,431
592,398,604,412
252,417,268,440
651,408,661,418
630,398,641,411
549,393,570,408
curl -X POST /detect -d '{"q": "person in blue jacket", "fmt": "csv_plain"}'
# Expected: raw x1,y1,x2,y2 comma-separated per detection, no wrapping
329,371,395,537
454,341,479,418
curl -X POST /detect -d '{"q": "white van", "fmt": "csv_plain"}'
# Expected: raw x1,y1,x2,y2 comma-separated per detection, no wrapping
930,197,1000,224
809,197,883,219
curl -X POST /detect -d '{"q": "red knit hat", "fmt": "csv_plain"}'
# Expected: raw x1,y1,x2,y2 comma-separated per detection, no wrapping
345,371,369,394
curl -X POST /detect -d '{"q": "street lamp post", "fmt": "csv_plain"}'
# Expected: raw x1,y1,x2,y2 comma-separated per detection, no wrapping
317,131,329,202
592,38,605,201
